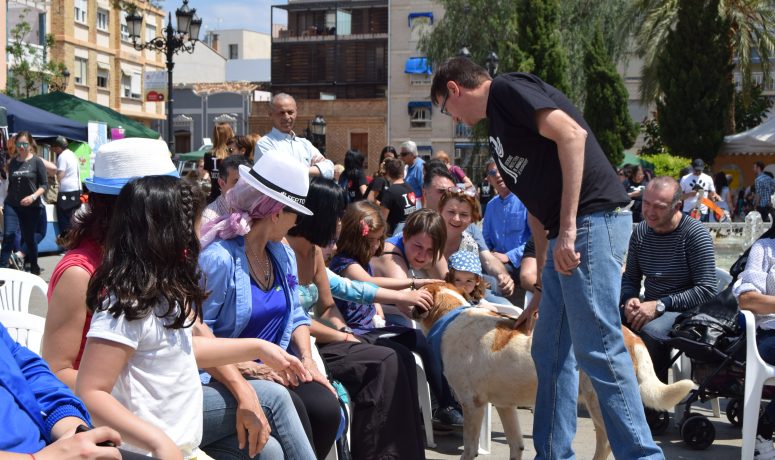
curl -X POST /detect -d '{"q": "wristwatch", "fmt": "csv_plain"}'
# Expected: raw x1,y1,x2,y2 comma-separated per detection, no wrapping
655,300,666,316
339,326,353,334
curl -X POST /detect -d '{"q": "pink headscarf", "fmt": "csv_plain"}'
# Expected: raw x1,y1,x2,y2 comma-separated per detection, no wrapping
199,179,285,248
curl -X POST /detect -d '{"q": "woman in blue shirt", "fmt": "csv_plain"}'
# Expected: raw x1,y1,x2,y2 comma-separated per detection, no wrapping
199,152,339,460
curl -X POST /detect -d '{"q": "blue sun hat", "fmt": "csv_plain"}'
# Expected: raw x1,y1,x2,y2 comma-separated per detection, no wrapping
448,250,482,275
84,138,178,195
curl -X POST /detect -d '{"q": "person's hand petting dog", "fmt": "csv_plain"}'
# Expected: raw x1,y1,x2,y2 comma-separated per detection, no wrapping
513,292,540,334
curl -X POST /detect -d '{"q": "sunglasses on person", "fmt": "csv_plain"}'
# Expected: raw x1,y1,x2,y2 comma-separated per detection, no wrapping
439,92,450,116
15,142,29,148
486,168,499,177
445,185,476,198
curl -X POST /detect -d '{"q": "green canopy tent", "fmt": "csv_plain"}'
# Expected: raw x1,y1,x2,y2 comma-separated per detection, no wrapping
22,91,160,139
619,150,655,169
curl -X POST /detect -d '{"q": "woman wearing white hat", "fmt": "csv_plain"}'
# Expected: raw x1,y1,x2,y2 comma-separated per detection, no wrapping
42,138,307,460
199,151,341,460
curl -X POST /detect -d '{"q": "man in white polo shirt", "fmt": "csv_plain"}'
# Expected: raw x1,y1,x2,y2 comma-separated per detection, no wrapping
51,135,81,238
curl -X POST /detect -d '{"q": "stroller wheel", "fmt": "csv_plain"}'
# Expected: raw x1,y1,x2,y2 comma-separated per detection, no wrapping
726,398,743,427
646,410,670,435
680,414,715,450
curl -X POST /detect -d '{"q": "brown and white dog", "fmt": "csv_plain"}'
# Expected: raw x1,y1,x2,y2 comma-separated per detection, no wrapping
415,283,694,460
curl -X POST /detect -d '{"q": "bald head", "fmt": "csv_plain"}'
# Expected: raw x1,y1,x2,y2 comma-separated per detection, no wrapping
646,176,681,206
268,93,297,133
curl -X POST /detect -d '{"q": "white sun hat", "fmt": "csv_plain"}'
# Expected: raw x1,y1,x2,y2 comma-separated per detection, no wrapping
238,149,312,215
84,138,179,195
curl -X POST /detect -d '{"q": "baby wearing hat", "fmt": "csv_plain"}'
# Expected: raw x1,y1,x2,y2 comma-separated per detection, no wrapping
445,250,494,308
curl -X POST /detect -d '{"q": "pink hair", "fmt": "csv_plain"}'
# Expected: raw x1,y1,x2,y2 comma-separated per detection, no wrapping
199,179,284,248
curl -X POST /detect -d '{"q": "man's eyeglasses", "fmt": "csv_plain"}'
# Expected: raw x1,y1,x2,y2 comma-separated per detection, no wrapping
439,92,450,116
445,185,476,198
15,142,29,148
486,169,499,177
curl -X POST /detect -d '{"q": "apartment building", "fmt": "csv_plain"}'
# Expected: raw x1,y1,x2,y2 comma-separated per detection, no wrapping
388,0,469,168
47,0,167,125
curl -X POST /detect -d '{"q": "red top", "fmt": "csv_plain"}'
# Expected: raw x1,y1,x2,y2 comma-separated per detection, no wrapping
46,239,102,369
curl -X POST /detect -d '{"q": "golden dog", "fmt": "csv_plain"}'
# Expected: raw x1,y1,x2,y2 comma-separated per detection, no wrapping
416,283,694,460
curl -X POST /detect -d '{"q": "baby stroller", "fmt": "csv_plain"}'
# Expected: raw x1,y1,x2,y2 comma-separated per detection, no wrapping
654,222,775,449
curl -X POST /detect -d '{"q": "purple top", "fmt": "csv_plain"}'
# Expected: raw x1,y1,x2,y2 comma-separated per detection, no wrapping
329,253,376,331
238,268,287,345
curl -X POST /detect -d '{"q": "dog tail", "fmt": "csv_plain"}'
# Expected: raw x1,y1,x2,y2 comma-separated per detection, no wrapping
633,342,694,411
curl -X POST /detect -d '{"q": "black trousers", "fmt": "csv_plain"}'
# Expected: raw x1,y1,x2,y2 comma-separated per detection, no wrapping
319,340,425,460
288,381,341,460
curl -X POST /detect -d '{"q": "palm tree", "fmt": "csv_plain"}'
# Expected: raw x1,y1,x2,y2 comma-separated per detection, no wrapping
622,0,775,118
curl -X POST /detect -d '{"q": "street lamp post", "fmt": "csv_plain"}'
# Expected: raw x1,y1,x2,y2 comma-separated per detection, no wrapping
309,115,327,155
49,68,70,92
126,0,202,153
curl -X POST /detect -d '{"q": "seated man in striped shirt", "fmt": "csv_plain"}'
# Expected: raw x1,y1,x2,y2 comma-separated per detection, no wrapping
620,176,717,383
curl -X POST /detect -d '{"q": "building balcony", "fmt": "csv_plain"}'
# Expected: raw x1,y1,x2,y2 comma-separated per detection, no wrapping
273,30,387,43
6,41,47,71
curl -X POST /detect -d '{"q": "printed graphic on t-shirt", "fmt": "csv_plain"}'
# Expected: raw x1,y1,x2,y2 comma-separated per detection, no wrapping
686,176,710,191
489,136,527,184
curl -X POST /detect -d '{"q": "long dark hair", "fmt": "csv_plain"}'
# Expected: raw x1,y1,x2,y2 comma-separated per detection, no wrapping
62,192,116,249
342,149,365,180
287,177,345,246
86,176,207,328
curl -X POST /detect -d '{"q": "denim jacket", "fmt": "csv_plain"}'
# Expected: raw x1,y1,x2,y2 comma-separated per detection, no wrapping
199,237,311,352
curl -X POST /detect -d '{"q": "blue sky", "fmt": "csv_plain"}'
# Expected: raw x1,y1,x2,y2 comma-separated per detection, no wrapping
181,0,287,35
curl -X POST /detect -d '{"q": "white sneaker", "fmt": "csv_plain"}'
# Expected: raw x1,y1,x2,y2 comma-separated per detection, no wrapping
755,435,775,460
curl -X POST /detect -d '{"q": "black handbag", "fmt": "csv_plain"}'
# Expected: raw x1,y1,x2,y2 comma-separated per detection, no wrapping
670,285,741,349
57,190,82,211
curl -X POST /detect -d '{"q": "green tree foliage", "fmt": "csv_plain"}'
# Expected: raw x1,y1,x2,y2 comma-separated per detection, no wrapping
641,152,692,178
638,114,670,156
5,12,66,98
418,1,529,77
418,1,530,150
558,0,632,104
656,0,733,163
583,25,638,166
735,85,774,132
622,0,775,107
516,0,570,95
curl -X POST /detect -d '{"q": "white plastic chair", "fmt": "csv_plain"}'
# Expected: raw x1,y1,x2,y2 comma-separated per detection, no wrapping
0,310,46,354
0,268,48,313
741,309,775,460
413,352,436,448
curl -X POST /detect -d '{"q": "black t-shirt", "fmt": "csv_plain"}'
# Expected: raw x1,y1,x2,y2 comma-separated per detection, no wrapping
479,178,493,210
342,170,368,202
486,73,630,239
366,176,390,203
6,156,47,207
380,182,417,235
203,152,221,203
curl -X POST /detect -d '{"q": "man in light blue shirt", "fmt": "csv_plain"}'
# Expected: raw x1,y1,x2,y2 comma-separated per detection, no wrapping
482,159,531,306
400,140,425,203
255,93,334,179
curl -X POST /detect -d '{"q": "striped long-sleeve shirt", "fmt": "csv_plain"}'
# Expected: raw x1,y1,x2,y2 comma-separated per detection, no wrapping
620,215,717,312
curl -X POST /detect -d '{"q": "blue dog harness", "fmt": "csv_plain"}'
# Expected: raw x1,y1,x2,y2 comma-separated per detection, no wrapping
427,305,472,374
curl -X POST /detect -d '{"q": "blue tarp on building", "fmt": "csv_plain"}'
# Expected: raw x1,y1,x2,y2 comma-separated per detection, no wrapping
404,57,432,75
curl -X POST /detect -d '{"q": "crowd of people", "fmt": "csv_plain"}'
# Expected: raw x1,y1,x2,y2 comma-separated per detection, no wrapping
6,57,775,460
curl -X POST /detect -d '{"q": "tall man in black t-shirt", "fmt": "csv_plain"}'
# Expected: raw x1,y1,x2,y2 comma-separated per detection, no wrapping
431,58,662,459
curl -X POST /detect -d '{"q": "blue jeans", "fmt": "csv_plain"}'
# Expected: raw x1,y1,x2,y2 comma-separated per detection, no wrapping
627,311,682,383
1,204,41,269
757,330,775,424
200,379,315,460
532,209,663,459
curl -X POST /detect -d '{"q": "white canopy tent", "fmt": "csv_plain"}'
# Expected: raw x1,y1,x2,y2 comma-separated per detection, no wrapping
720,116,775,155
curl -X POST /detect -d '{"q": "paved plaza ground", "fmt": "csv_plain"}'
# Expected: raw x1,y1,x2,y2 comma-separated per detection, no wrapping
30,253,748,459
